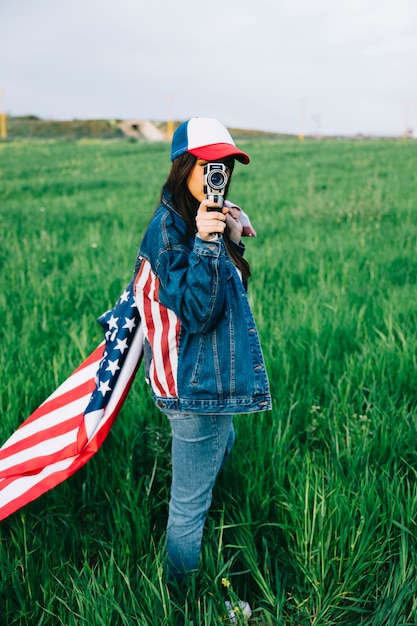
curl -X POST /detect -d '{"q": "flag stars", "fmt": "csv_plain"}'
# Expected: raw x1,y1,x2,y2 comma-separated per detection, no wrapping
106,359,120,375
97,379,112,396
110,329,118,342
115,337,129,354
119,289,130,303
107,314,119,330
123,316,136,332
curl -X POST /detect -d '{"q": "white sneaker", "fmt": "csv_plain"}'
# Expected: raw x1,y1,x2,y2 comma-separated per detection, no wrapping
225,600,252,623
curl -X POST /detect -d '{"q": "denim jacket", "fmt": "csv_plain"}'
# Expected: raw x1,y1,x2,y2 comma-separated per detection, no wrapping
134,189,271,415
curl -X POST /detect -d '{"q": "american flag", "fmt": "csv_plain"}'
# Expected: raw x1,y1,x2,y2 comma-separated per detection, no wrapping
0,279,143,521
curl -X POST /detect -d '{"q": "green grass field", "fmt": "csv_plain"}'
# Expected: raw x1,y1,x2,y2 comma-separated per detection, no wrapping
0,137,416,625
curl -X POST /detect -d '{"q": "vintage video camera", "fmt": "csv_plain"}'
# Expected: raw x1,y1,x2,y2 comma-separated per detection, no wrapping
203,163,228,210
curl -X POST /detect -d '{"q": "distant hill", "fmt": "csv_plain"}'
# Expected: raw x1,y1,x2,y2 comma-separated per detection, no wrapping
5,116,125,140
4,116,294,141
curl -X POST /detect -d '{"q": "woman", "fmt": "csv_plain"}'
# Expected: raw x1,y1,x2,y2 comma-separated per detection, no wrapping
134,118,271,594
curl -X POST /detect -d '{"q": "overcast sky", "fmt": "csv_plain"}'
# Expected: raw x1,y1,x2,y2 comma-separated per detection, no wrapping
1,0,417,136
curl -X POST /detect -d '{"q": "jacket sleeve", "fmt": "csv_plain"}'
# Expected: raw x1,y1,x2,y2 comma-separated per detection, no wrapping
229,239,246,257
140,219,236,333
154,235,230,335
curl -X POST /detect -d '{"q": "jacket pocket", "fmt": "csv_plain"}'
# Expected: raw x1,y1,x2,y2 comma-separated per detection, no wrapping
190,334,208,386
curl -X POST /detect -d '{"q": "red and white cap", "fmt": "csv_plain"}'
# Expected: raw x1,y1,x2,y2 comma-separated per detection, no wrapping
171,117,250,164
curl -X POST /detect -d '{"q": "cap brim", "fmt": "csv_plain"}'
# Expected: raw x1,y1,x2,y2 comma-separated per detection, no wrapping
188,143,250,164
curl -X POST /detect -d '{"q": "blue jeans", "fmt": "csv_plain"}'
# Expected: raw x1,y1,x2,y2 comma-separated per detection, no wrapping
164,412,235,581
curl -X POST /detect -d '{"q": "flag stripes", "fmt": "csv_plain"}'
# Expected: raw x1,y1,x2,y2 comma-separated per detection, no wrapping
0,346,103,479
134,259,179,398
0,280,143,521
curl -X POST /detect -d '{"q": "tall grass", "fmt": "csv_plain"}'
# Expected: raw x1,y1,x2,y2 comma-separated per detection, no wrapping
0,138,416,624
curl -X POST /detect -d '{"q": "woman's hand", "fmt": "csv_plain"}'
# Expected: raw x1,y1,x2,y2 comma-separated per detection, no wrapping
223,205,243,243
196,201,243,243
196,199,226,241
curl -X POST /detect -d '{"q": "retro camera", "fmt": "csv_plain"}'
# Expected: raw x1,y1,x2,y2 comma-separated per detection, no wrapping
203,163,228,210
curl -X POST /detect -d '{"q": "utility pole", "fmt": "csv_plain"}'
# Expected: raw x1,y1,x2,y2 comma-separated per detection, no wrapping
166,95,174,141
0,89,6,140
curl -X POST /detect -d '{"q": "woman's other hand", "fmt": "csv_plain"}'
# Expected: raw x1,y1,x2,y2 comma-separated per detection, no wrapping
223,205,243,243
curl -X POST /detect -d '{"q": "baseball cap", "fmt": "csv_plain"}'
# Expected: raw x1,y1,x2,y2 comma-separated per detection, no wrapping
171,117,250,164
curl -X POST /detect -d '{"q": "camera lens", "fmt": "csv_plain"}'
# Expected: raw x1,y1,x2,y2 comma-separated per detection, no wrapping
208,170,227,189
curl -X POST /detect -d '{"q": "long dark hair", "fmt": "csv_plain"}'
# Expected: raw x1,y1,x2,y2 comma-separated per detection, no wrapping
162,153,251,281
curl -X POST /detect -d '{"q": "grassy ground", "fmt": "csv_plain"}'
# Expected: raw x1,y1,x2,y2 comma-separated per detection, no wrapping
0,137,416,624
